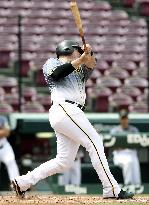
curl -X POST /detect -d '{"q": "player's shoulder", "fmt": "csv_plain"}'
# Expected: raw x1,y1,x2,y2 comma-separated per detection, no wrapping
129,125,139,133
110,125,121,134
42,57,62,74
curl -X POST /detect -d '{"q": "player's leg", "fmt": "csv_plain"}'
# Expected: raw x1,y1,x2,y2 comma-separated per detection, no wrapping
131,151,141,185
13,133,80,192
113,151,133,185
1,142,19,181
70,159,81,185
54,104,121,198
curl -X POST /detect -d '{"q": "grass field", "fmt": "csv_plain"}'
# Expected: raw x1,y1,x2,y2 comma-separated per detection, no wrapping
0,192,149,205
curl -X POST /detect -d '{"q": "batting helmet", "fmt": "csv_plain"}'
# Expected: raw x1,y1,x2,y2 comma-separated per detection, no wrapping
56,40,84,58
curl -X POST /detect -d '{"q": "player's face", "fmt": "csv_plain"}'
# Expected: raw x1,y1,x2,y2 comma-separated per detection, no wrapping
120,117,129,129
59,49,81,63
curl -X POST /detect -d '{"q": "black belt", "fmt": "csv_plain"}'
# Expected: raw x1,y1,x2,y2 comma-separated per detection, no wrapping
65,100,85,111
0,145,4,149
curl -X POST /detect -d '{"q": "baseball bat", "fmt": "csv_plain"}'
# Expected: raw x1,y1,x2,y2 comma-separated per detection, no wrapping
70,0,87,52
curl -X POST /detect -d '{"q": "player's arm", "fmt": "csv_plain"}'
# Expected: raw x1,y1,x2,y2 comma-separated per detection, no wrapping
51,53,93,81
82,44,97,69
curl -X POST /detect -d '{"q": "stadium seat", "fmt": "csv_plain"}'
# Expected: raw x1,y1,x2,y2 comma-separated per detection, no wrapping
129,101,148,113
132,67,148,79
0,76,18,93
105,67,129,83
117,86,141,101
139,0,149,17
0,49,11,68
109,93,133,112
122,0,135,8
90,70,101,84
4,93,25,111
94,86,112,112
0,102,14,113
22,102,45,113
34,69,46,86
34,94,51,111
124,76,148,92
96,76,121,92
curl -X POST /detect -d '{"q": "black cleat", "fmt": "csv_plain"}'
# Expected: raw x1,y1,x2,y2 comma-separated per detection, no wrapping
11,179,25,198
117,189,134,199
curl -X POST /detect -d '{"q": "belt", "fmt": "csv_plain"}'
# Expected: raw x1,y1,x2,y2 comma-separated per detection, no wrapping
0,145,4,149
51,100,85,111
65,100,85,111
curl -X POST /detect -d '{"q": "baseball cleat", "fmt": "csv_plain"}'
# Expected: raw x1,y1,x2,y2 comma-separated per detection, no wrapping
117,189,134,199
11,179,25,198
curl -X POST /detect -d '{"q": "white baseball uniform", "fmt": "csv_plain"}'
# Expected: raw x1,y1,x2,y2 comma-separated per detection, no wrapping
14,58,121,198
110,126,141,185
0,116,19,182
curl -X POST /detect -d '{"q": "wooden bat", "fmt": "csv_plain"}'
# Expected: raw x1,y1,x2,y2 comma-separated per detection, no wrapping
70,0,87,52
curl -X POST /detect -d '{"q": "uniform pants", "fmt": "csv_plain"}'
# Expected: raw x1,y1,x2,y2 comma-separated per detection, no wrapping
16,102,120,197
0,141,19,181
113,149,141,185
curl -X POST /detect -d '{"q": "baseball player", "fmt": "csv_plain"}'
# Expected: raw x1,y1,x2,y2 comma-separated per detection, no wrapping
11,40,134,199
110,110,141,185
0,115,19,184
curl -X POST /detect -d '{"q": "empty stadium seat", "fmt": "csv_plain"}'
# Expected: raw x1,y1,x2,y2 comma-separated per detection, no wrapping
0,76,18,93
117,86,141,101
0,49,11,68
0,102,14,113
95,86,112,112
96,76,121,92
4,93,24,111
124,76,148,92
122,0,135,8
105,67,129,83
129,101,148,113
109,93,133,112
139,0,149,17
22,102,45,113
34,94,51,111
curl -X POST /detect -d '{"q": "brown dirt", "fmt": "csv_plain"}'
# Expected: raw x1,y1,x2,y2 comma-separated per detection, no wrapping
0,193,149,205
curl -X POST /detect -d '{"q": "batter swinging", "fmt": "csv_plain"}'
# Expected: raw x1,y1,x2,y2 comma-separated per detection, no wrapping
11,40,134,199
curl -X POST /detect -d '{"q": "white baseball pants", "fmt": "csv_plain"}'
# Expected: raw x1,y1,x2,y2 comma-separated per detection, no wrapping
0,141,19,181
113,149,141,185
15,102,120,197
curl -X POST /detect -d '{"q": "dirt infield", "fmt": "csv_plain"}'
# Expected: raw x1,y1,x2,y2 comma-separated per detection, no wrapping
0,193,149,205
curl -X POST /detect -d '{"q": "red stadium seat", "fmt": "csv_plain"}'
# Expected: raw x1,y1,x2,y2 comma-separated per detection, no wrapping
0,77,17,93
139,0,149,17
129,101,148,113
0,49,11,68
96,76,121,92
122,0,135,8
95,86,112,112
105,67,129,83
0,102,14,113
124,76,148,92
96,60,110,75
4,93,25,111
109,93,133,112
117,86,141,101
90,70,101,84
34,94,51,111
22,102,45,113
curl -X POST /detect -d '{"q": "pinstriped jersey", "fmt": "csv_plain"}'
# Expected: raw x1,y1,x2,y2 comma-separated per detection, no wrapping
42,57,92,106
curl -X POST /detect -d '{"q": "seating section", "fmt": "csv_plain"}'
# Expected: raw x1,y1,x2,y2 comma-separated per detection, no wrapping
0,0,148,113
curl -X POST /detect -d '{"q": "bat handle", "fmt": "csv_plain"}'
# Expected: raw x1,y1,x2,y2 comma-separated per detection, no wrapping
81,35,87,53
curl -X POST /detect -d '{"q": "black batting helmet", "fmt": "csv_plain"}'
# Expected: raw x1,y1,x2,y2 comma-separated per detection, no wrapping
56,40,84,58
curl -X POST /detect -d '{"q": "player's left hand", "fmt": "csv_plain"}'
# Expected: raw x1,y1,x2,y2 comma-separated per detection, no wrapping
82,44,97,69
